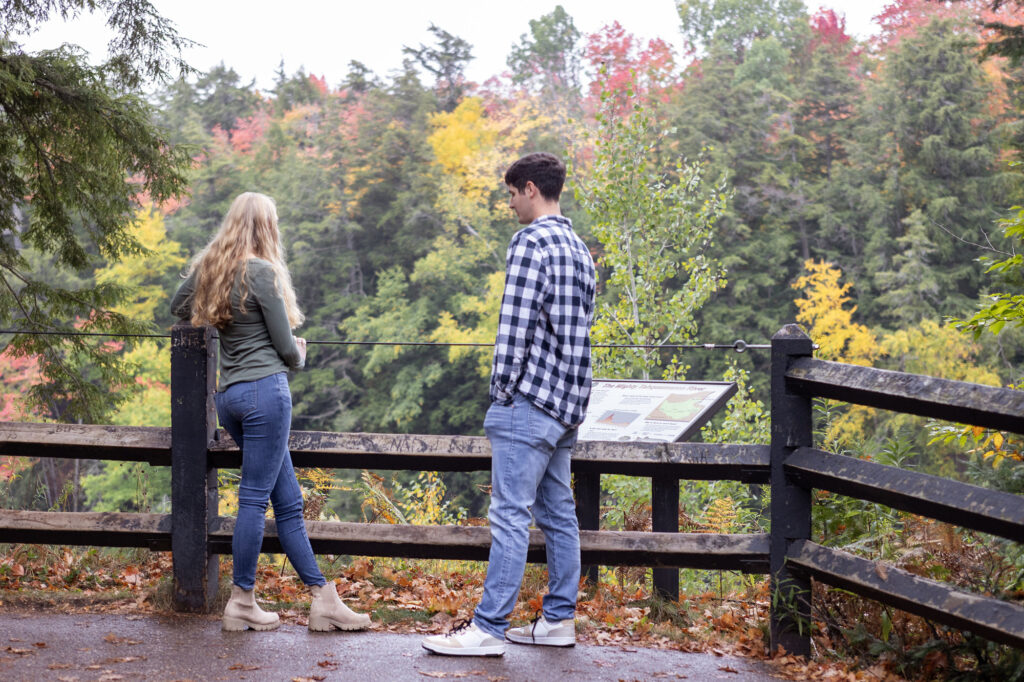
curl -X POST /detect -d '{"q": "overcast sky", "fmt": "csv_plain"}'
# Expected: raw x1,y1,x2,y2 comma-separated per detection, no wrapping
22,0,890,91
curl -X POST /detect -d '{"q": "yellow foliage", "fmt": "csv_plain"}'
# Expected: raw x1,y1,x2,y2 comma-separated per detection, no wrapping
400,471,465,526
95,205,186,320
428,98,500,175
794,261,1008,453
703,497,738,534
427,97,555,231
297,467,342,521
430,271,504,376
792,260,878,366
880,319,1001,386
792,260,879,447
423,96,563,374
352,470,407,524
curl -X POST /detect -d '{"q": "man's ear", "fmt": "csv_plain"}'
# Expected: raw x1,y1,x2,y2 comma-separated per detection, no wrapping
524,180,538,199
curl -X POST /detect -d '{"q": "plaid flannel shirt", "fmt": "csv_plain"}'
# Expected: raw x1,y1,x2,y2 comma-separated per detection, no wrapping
489,214,596,427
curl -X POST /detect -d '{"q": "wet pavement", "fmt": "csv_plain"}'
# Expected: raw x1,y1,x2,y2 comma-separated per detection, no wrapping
0,610,783,681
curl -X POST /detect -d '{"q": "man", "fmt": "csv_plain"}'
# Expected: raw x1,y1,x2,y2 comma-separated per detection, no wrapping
422,152,596,656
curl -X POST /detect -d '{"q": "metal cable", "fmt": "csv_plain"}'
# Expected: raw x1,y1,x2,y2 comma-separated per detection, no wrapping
0,329,172,339
0,330,769,352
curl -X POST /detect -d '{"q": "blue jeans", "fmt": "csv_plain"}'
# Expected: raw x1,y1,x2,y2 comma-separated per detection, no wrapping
215,372,326,590
473,394,581,639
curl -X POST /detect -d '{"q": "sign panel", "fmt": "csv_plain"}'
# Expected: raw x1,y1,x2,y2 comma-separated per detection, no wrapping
577,380,737,443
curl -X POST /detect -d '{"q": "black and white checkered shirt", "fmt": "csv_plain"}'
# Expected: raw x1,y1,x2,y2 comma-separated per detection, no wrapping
489,214,596,427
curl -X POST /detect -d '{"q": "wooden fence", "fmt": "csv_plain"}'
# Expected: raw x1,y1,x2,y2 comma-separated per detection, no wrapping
1,322,1023,656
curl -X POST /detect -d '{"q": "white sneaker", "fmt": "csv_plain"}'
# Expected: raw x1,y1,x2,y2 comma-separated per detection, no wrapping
421,620,505,656
506,616,576,647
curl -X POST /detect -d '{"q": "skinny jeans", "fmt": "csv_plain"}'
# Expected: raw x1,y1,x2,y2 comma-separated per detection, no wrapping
215,372,326,590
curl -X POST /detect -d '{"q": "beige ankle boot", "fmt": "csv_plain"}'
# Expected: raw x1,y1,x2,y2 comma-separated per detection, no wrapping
222,585,281,632
308,581,371,632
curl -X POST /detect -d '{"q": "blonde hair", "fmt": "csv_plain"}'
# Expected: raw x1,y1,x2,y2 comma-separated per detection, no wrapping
185,192,304,329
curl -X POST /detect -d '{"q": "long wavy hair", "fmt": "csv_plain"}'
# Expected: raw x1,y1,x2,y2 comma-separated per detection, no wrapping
184,192,304,329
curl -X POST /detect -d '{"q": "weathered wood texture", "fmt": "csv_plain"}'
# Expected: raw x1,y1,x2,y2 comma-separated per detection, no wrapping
0,510,172,549
786,357,1024,434
786,448,1024,542
0,510,769,571
0,422,170,464
170,323,219,612
574,470,601,585
216,519,769,571
652,476,681,601
0,421,770,482
770,324,815,657
789,540,1024,649
212,430,770,481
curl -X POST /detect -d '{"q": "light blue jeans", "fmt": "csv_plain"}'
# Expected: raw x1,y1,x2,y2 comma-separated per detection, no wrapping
473,394,581,639
215,372,326,590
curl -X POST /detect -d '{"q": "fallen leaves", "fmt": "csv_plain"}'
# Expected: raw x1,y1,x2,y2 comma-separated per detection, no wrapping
102,633,140,645
4,646,34,655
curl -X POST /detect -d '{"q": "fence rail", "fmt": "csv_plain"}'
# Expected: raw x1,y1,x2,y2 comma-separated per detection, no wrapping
2,322,1024,657
0,510,769,569
773,324,1024,655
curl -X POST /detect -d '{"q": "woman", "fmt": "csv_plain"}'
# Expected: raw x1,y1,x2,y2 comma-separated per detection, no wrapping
171,192,370,633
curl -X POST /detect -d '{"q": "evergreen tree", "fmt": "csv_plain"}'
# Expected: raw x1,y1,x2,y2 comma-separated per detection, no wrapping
841,18,1008,320
507,6,582,116
670,8,810,382
0,0,193,420
403,25,473,112
193,62,261,134
873,210,942,324
271,61,326,116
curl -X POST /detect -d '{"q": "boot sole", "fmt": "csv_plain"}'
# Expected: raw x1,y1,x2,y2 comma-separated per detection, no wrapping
222,616,281,632
308,616,370,632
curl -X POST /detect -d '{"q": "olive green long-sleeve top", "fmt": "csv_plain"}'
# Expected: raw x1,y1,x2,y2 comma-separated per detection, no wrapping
171,258,303,390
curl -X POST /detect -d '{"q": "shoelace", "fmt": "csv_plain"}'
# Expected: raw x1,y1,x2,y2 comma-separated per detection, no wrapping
528,613,542,642
446,618,473,638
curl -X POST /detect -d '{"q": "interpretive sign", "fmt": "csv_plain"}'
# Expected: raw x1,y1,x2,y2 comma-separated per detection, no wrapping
577,380,737,443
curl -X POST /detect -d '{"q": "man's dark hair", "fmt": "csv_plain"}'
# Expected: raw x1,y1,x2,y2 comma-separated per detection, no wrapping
504,152,566,201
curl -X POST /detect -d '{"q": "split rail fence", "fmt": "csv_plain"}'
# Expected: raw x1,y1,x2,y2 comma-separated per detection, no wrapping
0,323,1022,656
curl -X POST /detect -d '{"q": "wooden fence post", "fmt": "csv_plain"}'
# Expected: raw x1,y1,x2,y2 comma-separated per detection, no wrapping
574,470,600,585
770,324,814,656
171,323,219,612
652,475,680,602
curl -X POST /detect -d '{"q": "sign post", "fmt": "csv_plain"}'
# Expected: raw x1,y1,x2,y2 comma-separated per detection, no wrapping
577,380,737,601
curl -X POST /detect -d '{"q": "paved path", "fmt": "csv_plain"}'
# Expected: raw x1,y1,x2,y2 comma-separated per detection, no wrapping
0,610,782,681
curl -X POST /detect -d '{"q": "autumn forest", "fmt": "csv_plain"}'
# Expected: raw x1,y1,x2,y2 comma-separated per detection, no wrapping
3,0,1024,676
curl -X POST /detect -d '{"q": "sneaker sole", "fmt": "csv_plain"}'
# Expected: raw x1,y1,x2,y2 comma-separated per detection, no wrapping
506,633,575,647
421,642,505,656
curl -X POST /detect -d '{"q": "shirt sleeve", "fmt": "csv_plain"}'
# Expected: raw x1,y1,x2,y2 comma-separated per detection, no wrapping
489,232,549,402
170,271,196,320
249,261,304,370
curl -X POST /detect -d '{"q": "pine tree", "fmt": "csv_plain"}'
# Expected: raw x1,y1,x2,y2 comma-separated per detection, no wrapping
0,0,193,420
840,18,1009,320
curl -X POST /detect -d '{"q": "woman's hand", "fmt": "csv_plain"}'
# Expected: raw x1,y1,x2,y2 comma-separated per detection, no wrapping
295,336,307,364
